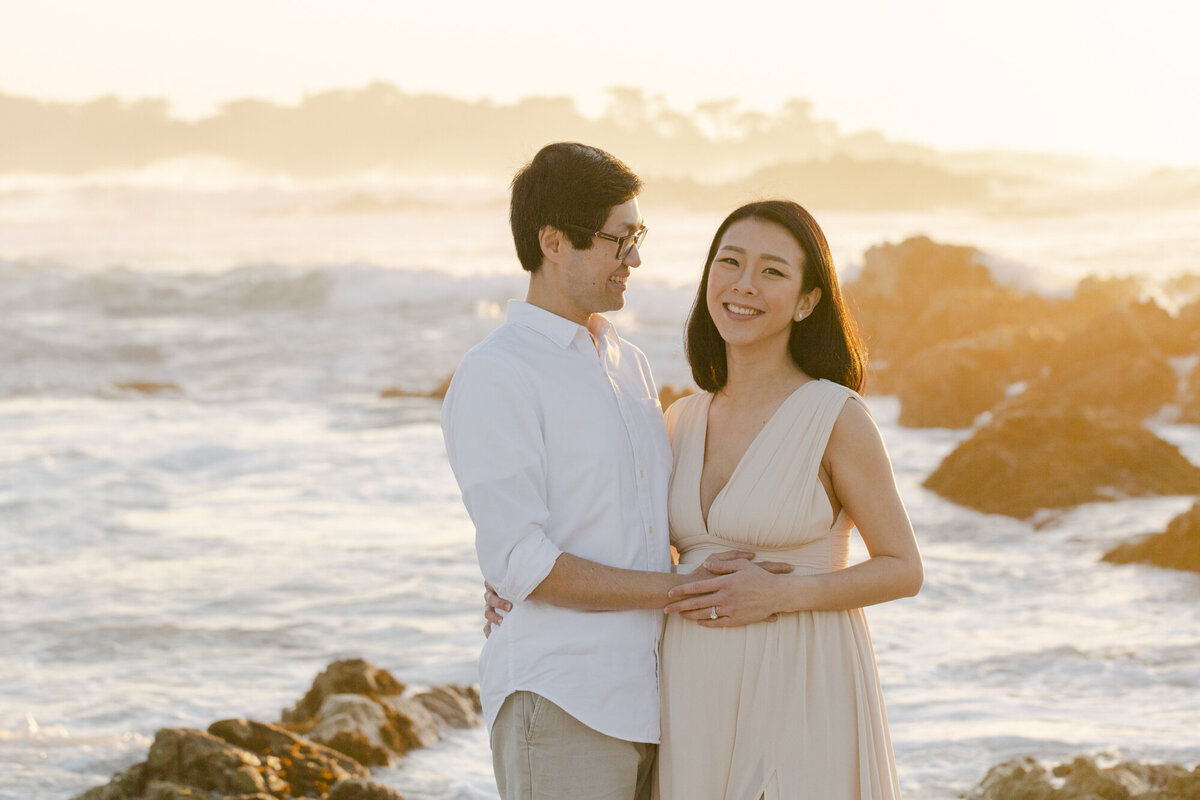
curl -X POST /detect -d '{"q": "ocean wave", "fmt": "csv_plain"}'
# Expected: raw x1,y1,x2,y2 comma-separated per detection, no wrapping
0,259,531,318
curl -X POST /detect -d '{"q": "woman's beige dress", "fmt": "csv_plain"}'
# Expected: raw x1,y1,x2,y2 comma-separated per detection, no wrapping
658,379,901,800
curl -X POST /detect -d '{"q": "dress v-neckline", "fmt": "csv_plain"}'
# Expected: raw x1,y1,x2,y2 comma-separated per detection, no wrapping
698,380,819,534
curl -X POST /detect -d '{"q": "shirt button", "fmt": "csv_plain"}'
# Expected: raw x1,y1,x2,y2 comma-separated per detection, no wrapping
649,525,655,534
639,469,645,479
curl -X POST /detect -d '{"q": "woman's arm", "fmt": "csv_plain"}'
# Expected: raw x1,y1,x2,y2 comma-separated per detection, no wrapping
664,398,923,626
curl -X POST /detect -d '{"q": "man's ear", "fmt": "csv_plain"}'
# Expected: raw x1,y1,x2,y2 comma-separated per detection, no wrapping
539,225,568,266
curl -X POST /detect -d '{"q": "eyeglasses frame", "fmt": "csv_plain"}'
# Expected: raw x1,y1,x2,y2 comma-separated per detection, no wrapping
560,223,648,261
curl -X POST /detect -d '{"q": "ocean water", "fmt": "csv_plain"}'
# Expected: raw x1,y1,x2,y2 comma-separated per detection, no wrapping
2,180,1200,799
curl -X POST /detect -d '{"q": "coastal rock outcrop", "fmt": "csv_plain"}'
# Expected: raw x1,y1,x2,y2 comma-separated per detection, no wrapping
964,755,1200,799
1181,360,1200,424
74,659,482,800
845,236,1055,365
1004,303,1179,421
885,325,1060,429
1103,501,1200,574
923,407,1200,518
658,384,695,411
379,374,452,400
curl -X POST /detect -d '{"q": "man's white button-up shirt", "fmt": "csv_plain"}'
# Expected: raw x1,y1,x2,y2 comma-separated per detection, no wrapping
441,300,673,743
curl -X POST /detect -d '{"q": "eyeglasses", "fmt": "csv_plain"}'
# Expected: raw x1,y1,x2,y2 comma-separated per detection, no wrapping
561,223,648,261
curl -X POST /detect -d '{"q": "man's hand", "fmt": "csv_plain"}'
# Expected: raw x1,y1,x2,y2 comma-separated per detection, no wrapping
663,557,793,626
482,583,513,638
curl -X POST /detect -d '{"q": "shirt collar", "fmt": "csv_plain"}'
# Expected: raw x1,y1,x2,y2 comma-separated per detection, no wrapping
507,300,614,349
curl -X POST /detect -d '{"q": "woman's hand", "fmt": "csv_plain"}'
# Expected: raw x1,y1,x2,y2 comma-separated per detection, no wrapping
663,558,793,627
482,582,512,637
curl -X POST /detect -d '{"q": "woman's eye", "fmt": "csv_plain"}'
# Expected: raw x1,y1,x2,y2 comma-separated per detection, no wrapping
763,267,783,276
717,257,739,267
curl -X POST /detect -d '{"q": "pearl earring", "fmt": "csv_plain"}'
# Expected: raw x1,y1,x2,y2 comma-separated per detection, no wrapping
794,311,805,321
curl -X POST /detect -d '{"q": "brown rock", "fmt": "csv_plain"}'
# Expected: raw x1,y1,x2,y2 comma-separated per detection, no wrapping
1008,304,1179,421
965,756,1057,800
966,756,1200,799
413,685,483,729
209,717,368,794
1103,501,1200,574
141,728,285,797
658,384,695,411
283,659,406,724
327,778,407,800
889,325,1061,428
845,236,1056,364
377,695,442,754
379,374,452,400
1181,360,1200,424
924,407,1200,518
308,695,396,766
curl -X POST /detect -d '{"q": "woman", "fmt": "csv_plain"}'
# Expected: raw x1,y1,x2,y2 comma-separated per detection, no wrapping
656,200,922,799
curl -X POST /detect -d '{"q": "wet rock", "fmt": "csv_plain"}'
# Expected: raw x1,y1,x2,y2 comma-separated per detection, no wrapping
845,236,1054,363
924,407,1200,518
965,755,1200,799
283,659,406,725
413,685,483,729
379,374,452,400
1007,304,1179,421
888,325,1061,428
964,756,1057,800
326,778,406,800
658,384,695,411
1103,501,1200,574
209,717,368,795
142,728,287,796
1181,360,1200,424
98,381,184,398
72,660,480,800
308,694,397,767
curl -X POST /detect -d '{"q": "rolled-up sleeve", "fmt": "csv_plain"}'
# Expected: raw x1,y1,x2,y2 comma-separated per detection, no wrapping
441,352,562,602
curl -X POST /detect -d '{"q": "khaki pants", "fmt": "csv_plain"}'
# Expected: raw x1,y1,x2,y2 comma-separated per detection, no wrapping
491,691,656,800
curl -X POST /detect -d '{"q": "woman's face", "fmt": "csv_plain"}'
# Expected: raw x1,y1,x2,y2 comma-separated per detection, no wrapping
705,217,816,351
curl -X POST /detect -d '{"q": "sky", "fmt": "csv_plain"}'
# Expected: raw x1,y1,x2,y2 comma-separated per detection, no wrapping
3,0,1199,166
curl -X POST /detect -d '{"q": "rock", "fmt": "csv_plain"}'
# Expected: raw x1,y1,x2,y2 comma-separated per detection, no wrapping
924,407,1200,518
308,695,395,767
142,728,286,797
845,236,1055,364
966,755,1200,799
99,381,183,398
380,374,452,400
327,778,407,800
1007,304,1179,421
377,695,442,754
964,756,1057,800
72,661,481,800
1103,501,1200,574
888,325,1061,428
1181,360,1200,424
413,685,483,729
209,717,368,794
658,384,695,411
283,659,406,725
307,692,444,767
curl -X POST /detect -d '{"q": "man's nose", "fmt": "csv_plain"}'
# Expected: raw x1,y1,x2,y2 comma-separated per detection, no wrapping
624,244,642,268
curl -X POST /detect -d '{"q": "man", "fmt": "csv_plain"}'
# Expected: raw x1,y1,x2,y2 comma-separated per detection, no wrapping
441,142,757,799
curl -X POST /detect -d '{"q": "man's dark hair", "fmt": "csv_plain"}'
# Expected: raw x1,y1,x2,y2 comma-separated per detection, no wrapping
510,142,642,272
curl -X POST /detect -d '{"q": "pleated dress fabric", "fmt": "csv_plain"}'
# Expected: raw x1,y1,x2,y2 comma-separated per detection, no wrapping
657,379,901,800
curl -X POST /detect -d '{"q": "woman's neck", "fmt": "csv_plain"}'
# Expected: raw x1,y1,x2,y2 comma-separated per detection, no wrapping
720,341,807,405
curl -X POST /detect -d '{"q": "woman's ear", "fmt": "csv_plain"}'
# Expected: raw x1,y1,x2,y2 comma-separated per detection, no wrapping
794,286,822,321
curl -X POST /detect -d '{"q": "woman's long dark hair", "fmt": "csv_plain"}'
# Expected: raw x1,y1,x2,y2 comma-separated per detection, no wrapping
685,200,866,393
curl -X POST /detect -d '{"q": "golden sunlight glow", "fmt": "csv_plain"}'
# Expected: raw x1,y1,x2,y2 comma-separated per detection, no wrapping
1,0,1199,165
